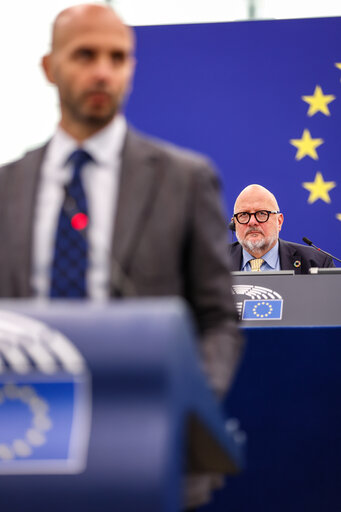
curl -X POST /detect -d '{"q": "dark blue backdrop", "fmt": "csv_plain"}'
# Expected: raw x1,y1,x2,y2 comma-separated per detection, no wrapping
126,17,341,263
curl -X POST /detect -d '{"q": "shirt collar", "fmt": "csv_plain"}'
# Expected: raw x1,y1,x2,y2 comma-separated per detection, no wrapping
83,114,127,165
242,241,279,270
47,114,127,169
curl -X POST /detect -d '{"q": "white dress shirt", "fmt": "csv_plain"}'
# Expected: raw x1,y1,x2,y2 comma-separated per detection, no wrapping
31,115,127,299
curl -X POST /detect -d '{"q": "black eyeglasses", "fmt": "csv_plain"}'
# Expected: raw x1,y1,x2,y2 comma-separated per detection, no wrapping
233,210,281,224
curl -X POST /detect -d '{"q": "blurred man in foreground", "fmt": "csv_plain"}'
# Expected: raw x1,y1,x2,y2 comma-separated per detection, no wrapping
0,4,243,508
229,184,334,272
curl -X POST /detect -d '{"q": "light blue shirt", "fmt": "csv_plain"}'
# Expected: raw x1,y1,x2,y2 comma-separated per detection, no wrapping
241,241,280,271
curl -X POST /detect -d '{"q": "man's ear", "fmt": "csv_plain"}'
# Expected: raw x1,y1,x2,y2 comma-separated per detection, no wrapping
278,213,284,232
41,54,56,84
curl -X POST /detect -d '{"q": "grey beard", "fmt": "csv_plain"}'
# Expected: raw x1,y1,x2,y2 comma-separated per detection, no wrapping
237,233,277,255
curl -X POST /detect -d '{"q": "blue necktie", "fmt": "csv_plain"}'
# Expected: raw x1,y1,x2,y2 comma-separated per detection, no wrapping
50,149,92,298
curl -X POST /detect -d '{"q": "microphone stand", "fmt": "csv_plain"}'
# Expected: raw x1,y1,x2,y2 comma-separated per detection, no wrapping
302,237,341,264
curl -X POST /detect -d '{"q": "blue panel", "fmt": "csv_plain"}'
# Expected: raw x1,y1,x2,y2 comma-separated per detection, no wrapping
200,325,341,511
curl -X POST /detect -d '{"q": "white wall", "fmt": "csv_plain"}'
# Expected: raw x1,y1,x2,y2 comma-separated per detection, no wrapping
0,0,340,164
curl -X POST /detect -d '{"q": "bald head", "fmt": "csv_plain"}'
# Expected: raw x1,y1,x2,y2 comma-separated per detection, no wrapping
51,4,135,53
234,184,279,214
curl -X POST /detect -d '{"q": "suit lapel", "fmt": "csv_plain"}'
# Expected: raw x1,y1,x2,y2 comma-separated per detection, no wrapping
6,146,46,294
279,239,302,274
112,129,161,273
229,243,243,271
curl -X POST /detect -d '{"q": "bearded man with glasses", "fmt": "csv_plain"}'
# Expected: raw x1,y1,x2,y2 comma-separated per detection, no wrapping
228,184,334,273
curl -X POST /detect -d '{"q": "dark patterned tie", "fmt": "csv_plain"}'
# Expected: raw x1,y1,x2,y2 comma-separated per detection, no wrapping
50,149,92,298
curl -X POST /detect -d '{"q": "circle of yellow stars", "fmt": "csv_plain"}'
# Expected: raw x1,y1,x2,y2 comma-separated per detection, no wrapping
252,301,273,318
289,76,340,220
0,383,52,461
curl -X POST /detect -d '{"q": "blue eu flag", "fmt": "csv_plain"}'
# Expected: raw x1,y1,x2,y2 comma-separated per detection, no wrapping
242,300,283,321
0,376,90,474
129,18,341,262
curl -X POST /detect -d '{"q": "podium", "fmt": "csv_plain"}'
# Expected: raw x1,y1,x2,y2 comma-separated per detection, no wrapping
201,272,341,512
232,271,340,326
0,298,245,512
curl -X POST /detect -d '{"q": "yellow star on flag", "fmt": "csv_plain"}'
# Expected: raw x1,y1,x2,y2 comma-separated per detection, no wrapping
302,85,335,116
302,172,336,204
290,129,324,160
334,63,341,70
336,213,341,222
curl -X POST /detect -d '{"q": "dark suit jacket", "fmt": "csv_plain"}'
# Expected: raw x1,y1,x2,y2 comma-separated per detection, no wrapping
228,239,335,273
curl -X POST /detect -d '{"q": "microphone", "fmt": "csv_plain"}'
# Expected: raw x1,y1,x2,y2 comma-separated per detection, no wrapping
63,190,89,232
63,186,136,297
302,237,341,263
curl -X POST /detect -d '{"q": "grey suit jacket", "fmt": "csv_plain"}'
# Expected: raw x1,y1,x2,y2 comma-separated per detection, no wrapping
0,128,242,394
0,129,243,508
